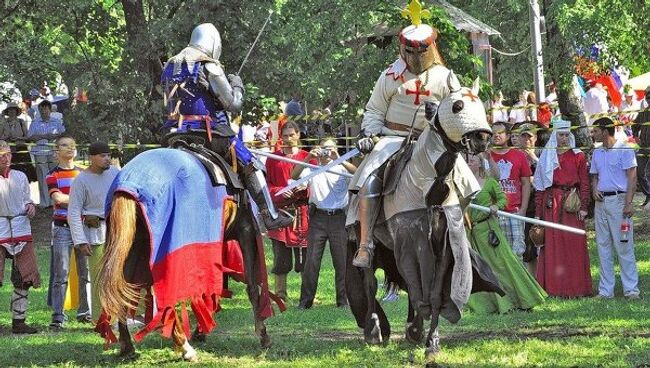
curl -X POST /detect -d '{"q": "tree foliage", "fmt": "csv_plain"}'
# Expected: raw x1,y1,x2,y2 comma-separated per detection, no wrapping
1,0,646,147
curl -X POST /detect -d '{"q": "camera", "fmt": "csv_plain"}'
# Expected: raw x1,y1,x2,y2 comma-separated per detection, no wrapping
319,148,331,157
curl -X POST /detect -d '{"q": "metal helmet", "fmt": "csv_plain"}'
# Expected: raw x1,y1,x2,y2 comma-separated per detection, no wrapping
398,24,443,75
189,23,222,60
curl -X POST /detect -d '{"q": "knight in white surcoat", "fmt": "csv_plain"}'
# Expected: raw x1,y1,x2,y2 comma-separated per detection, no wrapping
351,3,452,268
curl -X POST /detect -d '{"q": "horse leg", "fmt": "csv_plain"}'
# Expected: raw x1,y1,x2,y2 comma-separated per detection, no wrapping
425,314,441,364
362,266,383,345
190,326,206,343
238,214,272,349
405,297,424,344
172,313,197,362
118,318,136,358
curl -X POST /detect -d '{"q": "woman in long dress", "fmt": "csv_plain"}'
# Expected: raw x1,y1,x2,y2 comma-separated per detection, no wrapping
465,153,547,314
532,118,593,297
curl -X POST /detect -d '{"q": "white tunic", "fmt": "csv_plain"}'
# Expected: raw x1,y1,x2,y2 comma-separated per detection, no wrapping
350,59,451,190
0,170,32,243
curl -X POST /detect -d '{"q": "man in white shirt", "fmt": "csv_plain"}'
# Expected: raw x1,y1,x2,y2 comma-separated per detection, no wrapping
509,90,529,124
291,138,356,309
582,83,609,124
590,117,640,300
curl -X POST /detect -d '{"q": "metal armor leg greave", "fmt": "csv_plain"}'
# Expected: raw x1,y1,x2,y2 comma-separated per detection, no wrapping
242,164,294,230
352,172,383,268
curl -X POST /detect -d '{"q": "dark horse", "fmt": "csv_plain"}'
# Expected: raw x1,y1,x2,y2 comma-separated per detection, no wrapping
96,148,275,361
346,77,504,363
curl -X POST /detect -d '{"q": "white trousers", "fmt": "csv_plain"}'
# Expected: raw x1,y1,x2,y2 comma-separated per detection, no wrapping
594,194,640,297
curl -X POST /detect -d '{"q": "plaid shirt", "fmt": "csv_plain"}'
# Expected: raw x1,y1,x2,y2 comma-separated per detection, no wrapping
27,116,65,156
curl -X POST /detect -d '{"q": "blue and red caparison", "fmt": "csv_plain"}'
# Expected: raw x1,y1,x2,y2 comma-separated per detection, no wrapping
95,148,281,345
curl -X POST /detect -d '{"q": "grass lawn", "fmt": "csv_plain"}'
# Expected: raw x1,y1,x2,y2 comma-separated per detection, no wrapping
0,203,648,367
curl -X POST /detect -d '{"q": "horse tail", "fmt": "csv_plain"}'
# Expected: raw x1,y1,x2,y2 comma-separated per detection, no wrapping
97,192,141,321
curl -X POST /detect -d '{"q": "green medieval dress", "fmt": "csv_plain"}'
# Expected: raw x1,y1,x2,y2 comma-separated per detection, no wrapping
466,177,547,314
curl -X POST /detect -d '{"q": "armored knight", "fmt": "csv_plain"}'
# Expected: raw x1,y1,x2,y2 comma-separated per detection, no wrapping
161,23,293,230
351,2,452,268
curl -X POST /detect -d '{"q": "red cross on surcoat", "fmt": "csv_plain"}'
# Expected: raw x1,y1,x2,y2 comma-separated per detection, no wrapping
462,90,479,102
406,80,430,105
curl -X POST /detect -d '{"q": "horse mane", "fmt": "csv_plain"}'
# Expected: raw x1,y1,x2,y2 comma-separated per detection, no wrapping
97,192,142,321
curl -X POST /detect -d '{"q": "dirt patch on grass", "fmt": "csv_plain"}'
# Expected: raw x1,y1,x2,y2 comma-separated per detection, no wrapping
443,328,650,343
288,327,650,344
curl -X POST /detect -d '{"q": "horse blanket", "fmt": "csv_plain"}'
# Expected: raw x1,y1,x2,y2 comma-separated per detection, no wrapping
99,148,275,342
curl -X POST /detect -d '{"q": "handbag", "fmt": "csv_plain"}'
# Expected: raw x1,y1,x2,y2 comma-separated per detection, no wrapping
563,187,581,213
529,225,545,247
487,221,500,248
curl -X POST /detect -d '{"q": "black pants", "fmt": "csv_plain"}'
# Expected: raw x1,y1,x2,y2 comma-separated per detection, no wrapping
270,239,304,275
637,154,650,196
299,211,348,307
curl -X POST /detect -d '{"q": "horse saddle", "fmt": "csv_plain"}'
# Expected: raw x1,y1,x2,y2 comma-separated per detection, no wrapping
173,140,244,190
382,141,416,196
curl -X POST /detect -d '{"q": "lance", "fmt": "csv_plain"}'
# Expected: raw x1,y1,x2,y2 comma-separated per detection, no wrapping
237,10,274,76
275,148,361,196
250,148,354,178
250,149,585,235
468,203,586,235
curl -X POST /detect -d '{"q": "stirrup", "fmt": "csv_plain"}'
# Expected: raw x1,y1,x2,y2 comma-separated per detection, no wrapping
352,244,374,268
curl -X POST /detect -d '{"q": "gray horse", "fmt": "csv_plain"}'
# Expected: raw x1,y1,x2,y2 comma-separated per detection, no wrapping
346,75,504,363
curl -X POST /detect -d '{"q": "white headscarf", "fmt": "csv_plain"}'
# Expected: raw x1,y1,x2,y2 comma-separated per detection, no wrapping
532,118,582,191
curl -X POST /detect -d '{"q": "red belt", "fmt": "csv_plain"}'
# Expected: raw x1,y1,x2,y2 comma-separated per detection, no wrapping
168,114,214,142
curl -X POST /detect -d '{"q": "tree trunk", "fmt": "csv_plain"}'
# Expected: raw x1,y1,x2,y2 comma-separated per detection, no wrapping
542,0,592,149
120,0,162,96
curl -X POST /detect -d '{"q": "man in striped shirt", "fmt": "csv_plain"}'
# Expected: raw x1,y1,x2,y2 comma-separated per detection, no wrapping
45,136,90,329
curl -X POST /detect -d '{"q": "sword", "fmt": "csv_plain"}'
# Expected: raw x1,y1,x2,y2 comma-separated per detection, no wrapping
275,148,361,196
237,10,273,76
468,203,586,235
250,149,354,178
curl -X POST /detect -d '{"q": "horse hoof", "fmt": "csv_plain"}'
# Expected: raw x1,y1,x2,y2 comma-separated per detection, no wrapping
260,334,272,349
118,344,137,360
405,324,424,344
191,331,207,343
183,353,198,363
182,341,198,362
425,346,440,366
364,313,383,345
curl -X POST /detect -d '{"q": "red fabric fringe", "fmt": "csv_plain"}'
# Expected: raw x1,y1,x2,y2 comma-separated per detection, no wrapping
94,311,118,350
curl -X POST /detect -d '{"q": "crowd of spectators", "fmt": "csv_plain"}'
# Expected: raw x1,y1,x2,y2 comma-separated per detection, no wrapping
0,81,119,333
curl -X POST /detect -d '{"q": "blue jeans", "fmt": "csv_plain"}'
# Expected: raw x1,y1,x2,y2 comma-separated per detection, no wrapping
50,224,90,323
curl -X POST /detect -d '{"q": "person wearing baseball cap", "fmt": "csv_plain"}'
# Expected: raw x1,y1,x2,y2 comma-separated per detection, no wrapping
590,117,640,300
67,141,120,319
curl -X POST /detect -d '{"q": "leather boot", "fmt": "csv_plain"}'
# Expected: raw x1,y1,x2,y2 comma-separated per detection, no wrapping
242,164,294,230
352,190,381,269
12,319,37,334
274,274,288,302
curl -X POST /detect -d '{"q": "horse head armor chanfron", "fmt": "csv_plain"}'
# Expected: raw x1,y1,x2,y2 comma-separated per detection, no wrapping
429,71,493,154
